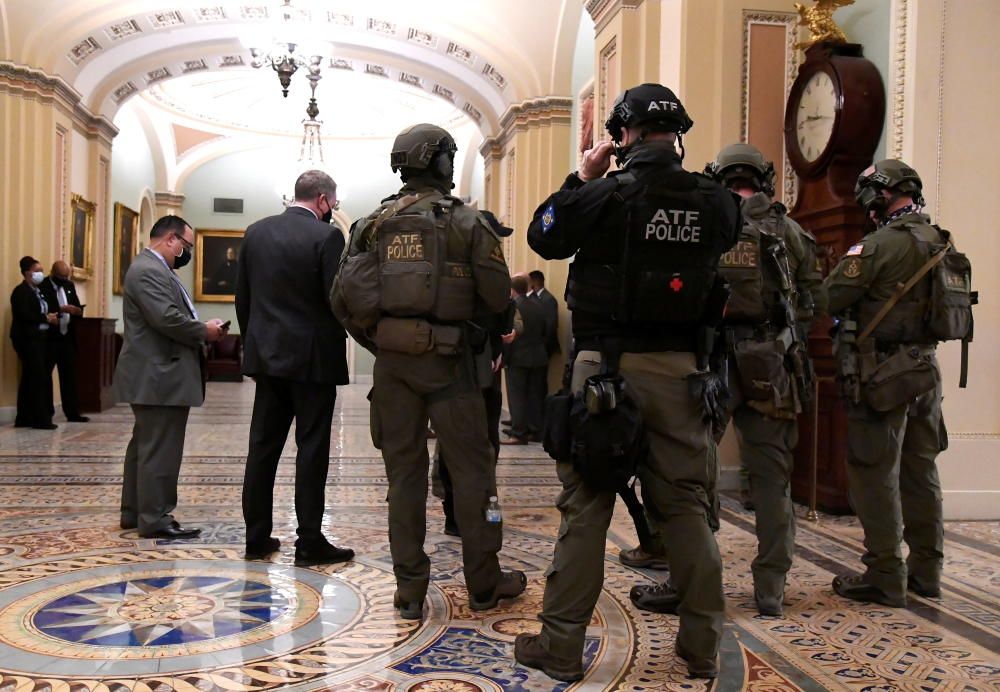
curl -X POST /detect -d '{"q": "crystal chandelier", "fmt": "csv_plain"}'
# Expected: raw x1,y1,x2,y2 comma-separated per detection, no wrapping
247,0,323,97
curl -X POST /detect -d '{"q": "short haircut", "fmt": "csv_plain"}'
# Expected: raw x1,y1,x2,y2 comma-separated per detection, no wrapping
528,270,545,285
511,275,529,295
19,256,39,273
294,170,337,201
150,215,192,239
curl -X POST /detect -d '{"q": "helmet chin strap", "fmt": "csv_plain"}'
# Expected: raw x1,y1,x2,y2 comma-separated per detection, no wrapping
676,133,685,161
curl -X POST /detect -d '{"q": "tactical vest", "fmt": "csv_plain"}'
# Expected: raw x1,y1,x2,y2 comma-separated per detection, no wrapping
376,193,477,323
719,222,789,325
566,173,725,328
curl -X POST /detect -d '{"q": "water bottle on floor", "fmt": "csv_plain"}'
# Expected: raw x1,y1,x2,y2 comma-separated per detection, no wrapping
486,496,502,523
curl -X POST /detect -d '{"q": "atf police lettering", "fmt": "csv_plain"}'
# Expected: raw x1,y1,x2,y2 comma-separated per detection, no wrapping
645,208,701,242
386,233,424,261
720,241,758,268
648,100,679,112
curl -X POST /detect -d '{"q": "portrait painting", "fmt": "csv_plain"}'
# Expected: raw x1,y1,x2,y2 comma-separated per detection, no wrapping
113,202,139,295
194,229,244,302
70,194,96,281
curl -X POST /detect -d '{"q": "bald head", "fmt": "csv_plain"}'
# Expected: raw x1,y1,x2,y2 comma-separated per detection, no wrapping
51,261,71,281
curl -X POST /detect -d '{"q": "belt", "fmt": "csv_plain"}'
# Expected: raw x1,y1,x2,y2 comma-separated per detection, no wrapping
576,333,695,354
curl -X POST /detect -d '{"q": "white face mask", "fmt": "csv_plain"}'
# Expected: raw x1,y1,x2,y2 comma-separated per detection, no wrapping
30,272,44,285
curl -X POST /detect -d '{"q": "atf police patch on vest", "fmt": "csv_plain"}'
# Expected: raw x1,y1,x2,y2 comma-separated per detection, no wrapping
644,208,702,242
720,240,759,268
384,232,425,262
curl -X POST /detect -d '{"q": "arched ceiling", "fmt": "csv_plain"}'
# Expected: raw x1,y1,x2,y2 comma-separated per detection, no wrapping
2,0,586,138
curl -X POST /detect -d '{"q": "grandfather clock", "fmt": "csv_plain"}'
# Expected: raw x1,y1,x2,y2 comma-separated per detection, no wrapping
784,41,885,512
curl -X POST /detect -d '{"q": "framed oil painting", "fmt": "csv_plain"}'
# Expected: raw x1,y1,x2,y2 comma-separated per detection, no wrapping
112,202,139,295
194,229,244,303
70,194,96,281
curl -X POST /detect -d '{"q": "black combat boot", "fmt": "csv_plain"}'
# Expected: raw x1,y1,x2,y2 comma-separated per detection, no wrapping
514,633,584,682
832,574,906,608
630,581,680,614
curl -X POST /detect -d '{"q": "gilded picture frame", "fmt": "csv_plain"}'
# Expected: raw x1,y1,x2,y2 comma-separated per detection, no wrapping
194,228,244,303
112,202,139,295
70,194,96,281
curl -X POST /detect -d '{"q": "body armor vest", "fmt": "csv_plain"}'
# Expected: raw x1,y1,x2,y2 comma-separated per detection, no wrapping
719,221,788,325
566,173,725,329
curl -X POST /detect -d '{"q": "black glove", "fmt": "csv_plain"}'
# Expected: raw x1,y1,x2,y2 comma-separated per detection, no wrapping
687,371,730,437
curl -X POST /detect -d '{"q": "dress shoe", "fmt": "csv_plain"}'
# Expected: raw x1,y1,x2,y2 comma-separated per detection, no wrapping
832,574,906,608
907,575,941,598
120,519,138,530
393,591,424,620
754,588,784,617
739,488,754,511
140,523,201,539
67,416,90,423
294,541,355,567
470,569,527,611
675,639,719,679
630,581,680,614
32,423,58,430
619,546,670,570
245,537,281,560
514,633,584,682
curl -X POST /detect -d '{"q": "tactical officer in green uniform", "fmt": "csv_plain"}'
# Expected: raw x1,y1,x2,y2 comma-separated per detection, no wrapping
332,124,526,620
513,84,741,682
825,159,968,607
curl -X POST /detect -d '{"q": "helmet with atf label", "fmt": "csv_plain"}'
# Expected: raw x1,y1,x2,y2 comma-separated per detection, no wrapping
605,83,693,141
855,158,924,215
390,123,458,173
704,143,776,197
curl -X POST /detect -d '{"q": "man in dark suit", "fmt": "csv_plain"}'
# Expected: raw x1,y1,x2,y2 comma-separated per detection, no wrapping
40,261,88,422
529,270,560,358
502,274,549,444
9,256,59,429
114,216,227,538
237,169,353,566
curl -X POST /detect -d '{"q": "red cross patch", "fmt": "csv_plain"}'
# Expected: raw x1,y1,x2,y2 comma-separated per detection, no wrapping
670,277,684,292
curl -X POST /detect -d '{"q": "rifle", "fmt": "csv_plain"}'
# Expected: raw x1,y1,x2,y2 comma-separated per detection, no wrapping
832,313,861,405
766,239,808,412
619,481,658,554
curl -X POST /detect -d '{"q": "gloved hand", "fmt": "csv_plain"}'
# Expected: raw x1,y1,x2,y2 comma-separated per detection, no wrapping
687,371,730,437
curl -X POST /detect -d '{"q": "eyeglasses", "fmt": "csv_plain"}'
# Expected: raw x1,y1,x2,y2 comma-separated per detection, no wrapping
173,233,193,250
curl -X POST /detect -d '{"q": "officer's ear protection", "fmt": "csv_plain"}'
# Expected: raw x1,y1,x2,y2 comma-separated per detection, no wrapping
584,374,622,415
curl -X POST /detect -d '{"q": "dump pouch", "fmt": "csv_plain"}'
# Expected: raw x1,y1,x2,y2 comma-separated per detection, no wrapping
543,391,574,462
430,324,463,356
338,250,381,329
734,338,791,405
373,317,434,354
863,346,937,412
569,373,646,490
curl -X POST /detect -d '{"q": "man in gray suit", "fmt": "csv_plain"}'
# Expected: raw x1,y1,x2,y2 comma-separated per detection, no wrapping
115,215,226,538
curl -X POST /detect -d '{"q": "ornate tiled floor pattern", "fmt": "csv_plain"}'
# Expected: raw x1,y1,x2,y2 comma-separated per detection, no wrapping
0,382,997,691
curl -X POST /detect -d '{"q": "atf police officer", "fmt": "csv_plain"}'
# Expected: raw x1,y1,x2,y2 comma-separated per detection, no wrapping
332,124,526,620
513,84,741,681
825,160,968,607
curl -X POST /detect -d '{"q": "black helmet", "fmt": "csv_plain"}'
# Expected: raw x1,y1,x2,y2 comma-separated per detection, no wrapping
704,143,776,197
855,158,924,214
390,123,458,173
605,83,693,142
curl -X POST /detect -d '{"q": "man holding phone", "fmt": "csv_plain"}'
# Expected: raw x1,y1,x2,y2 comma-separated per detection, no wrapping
114,215,227,538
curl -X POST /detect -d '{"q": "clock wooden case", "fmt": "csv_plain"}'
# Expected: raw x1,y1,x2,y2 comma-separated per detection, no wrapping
784,42,885,513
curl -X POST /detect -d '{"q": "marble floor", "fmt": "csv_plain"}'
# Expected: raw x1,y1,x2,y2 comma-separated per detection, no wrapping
0,382,996,691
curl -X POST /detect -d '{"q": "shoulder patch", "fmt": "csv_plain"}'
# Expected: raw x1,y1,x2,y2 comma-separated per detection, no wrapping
489,242,506,264
845,243,864,257
541,203,556,234
842,257,862,278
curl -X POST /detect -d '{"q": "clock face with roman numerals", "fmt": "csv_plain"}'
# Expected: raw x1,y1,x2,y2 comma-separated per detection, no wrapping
793,71,838,163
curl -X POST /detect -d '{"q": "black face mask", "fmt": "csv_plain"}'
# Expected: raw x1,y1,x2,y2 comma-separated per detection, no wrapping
321,208,333,224
174,246,192,270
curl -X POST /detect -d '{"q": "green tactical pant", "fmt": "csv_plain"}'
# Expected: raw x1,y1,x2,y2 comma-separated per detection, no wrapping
846,360,946,599
720,353,798,600
372,349,502,602
538,351,724,665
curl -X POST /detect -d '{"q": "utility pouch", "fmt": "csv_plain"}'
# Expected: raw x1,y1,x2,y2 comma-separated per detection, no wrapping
373,317,433,354
543,390,574,462
734,338,791,405
863,346,937,412
378,213,439,316
569,374,646,490
339,251,381,328
431,324,463,356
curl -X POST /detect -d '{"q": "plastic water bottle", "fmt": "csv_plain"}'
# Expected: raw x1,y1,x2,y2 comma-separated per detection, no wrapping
485,496,502,523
